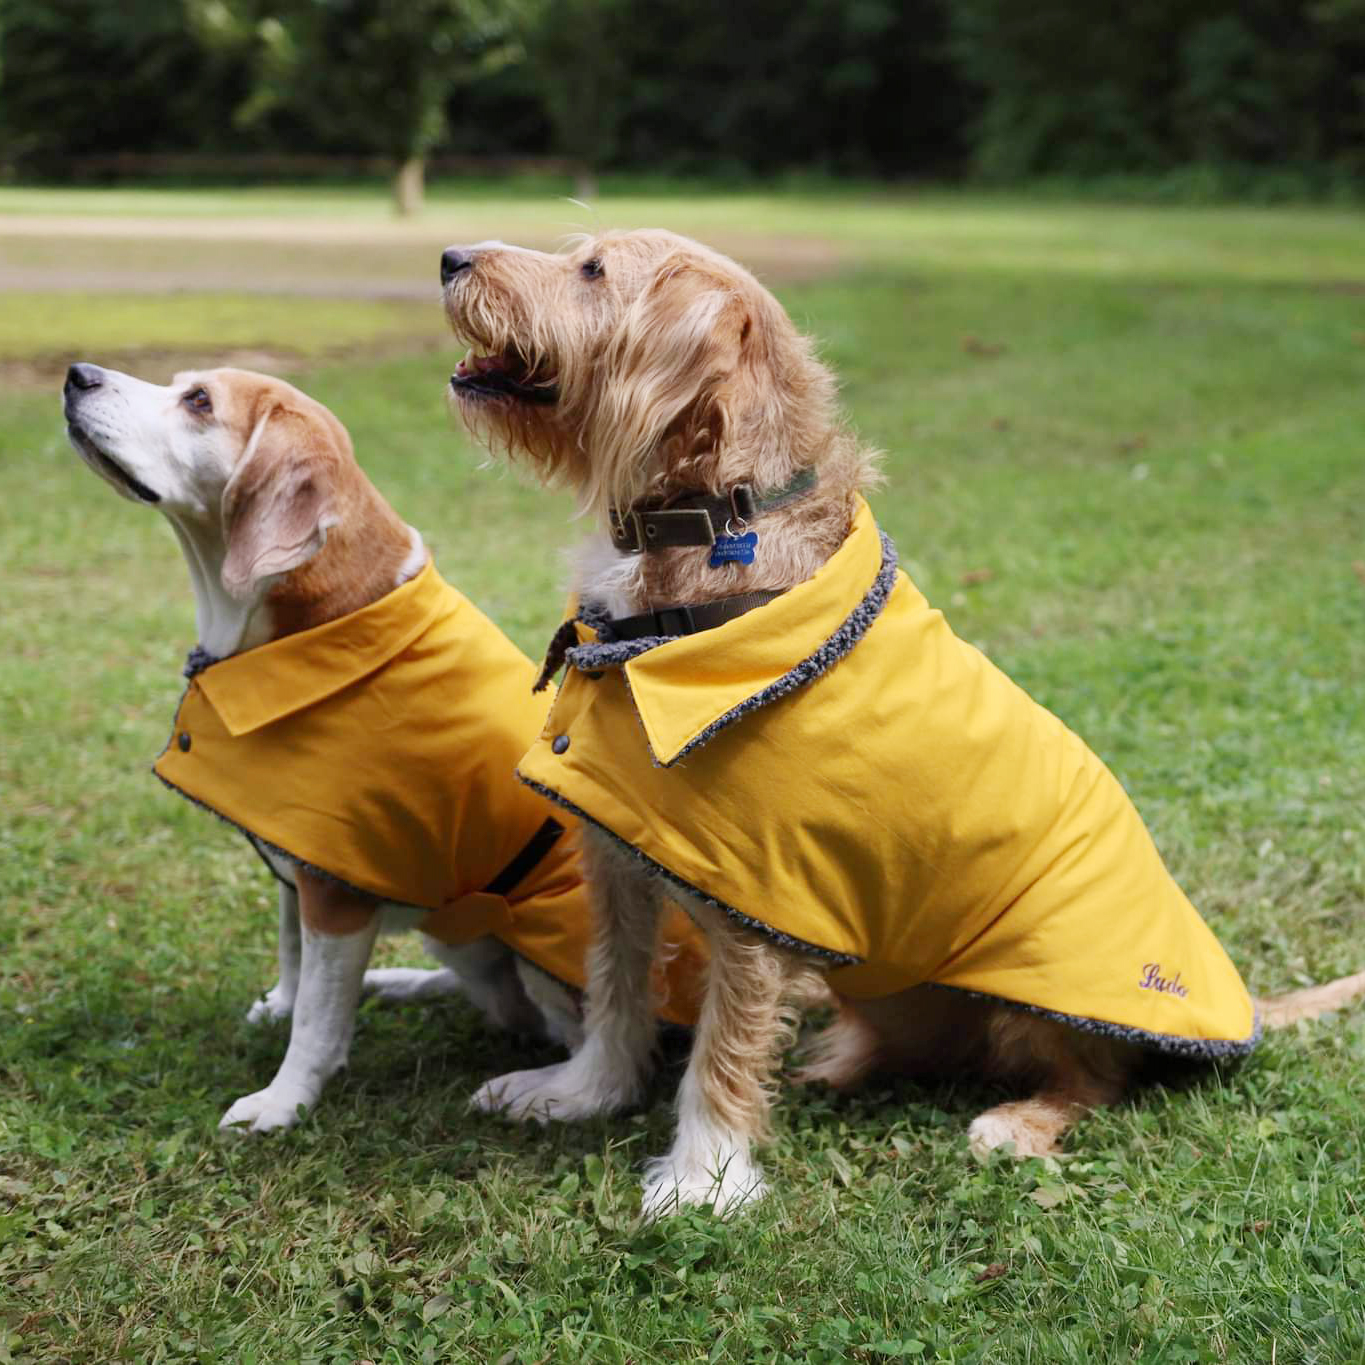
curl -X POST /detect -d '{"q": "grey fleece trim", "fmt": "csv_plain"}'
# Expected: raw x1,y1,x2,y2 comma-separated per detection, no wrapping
183,645,217,679
565,533,901,768
516,772,862,966
925,981,1262,1061
565,629,675,670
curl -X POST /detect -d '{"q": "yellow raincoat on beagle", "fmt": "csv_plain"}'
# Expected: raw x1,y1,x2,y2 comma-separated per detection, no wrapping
519,498,1256,1056
153,560,706,1027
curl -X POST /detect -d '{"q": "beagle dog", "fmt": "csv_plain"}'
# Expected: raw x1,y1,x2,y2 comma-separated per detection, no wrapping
62,363,705,1133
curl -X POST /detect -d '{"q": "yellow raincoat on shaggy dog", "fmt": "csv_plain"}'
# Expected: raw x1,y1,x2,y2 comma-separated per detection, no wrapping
520,497,1256,1057
153,560,706,1027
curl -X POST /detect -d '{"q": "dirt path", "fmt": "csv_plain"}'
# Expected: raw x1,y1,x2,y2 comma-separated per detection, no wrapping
0,213,845,298
0,212,845,390
0,336,454,392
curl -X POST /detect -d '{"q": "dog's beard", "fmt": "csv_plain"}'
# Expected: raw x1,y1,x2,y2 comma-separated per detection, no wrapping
447,378,592,497
444,288,667,520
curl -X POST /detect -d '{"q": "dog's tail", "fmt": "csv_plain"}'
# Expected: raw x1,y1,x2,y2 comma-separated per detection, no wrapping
1257,970,1365,1029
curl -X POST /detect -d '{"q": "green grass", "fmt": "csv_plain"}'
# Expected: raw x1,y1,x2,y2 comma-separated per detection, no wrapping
2,187,1364,1363
0,292,441,365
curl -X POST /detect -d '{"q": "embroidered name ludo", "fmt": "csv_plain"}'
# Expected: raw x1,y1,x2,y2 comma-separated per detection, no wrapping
1139,963,1189,998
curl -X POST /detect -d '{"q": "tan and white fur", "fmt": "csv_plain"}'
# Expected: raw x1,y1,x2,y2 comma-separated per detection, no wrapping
64,363,581,1133
440,229,1365,1217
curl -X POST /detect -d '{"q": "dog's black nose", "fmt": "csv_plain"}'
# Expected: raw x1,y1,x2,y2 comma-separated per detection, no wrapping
65,362,104,394
440,247,474,285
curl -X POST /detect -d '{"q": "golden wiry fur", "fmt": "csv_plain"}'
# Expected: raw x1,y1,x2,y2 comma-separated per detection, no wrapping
451,230,870,612
444,229,1365,1210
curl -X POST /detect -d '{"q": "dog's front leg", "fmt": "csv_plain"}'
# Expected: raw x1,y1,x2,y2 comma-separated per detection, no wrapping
471,830,660,1121
642,903,823,1219
246,881,303,1023
221,871,379,1134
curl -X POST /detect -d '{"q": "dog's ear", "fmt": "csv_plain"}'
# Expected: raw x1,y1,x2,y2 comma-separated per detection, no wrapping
220,404,338,600
591,262,750,503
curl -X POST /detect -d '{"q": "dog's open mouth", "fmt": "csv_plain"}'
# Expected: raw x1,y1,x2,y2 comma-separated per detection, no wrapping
67,424,161,503
450,348,558,406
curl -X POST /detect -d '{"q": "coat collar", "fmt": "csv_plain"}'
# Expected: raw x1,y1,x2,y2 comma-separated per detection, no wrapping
571,496,899,767
189,558,449,736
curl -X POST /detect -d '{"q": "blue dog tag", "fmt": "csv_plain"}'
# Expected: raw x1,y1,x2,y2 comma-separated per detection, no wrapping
709,531,758,567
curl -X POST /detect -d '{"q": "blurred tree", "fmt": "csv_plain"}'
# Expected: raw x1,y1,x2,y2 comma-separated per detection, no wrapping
1308,0,1365,167
0,0,254,170
3,0,1361,193
510,0,630,199
944,0,1179,179
213,0,521,213
601,0,965,179
944,0,1365,182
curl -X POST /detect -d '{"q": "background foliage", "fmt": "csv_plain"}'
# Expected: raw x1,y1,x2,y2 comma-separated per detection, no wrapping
2,0,1362,193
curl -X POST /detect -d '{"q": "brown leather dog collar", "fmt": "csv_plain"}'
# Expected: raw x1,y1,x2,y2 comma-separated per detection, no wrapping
607,468,818,554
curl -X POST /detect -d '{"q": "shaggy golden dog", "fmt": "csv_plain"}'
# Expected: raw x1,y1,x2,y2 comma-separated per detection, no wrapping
440,230,1365,1217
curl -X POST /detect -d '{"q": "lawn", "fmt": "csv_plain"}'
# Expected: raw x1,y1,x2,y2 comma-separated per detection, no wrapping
1,184,1363,1363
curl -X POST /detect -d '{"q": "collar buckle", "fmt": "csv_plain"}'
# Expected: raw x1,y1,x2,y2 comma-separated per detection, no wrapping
609,508,643,551
609,472,815,556
610,506,717,552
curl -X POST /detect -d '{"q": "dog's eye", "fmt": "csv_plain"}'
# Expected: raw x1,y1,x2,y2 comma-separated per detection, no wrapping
580,257,604,280
182,387,211,414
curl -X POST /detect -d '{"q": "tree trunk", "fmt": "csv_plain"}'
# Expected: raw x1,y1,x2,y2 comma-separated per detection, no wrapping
393,156,425,216
572,162,598,201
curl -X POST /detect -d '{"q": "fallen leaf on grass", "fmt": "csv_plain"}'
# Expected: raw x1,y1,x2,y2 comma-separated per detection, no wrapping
974,1262,1008,1283
1117,435,1148,454
1351,560,1365,586
423,1294,452,1323
960,567,994,586
827,1148,856,1187
962,335,1006,357
1028,1182,1070,1209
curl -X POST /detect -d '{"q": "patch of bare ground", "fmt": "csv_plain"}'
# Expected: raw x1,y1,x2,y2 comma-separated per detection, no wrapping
0,216,845,298
2,334,450,392
0,217,844,388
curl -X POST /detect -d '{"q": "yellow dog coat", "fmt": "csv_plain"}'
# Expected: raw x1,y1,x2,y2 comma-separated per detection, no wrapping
519,498,1256,1056
153,560,706,1027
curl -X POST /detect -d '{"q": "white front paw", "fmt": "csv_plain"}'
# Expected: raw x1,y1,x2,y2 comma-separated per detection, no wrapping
640,1151,768,1220
470,1060,629,1123
246,987,294,1024
967,1112,1018,1159
967,1108,1058,1160
219,1086,313,1134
